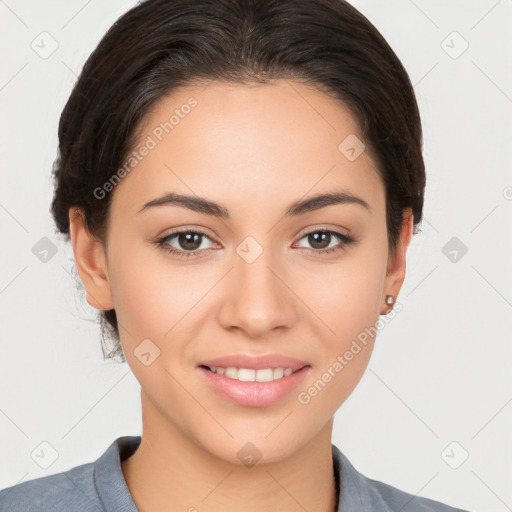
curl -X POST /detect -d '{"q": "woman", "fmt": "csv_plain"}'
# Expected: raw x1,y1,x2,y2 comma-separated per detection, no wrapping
0,0,476,510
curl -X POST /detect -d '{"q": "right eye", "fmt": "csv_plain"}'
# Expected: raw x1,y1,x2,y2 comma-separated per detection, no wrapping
156,229,217,259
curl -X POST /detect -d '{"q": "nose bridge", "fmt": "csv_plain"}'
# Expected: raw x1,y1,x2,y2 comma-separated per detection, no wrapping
219,235,295,335
235,236,283,305
238,247,277,291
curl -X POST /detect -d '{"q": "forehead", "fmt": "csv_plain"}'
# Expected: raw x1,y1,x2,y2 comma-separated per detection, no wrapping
111,80,385,219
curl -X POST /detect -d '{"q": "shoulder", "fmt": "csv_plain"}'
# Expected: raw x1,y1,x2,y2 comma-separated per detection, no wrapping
332,444,475,512
0,436,140,512
0,460,101,512
367,477,472,512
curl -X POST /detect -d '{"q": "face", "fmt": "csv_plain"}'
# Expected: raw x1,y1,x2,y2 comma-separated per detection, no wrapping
71,79,412,465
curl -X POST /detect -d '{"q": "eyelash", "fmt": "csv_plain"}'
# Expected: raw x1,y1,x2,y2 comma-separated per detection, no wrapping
155,228,355,260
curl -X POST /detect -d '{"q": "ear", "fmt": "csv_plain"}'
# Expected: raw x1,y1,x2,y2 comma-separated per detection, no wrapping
381,207,414,315
68,208,114,311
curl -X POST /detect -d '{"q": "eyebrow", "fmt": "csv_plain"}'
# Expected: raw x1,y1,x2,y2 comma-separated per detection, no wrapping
137,189,371,217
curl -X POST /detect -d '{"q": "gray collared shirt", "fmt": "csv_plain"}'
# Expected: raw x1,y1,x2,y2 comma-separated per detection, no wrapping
0,436,474,511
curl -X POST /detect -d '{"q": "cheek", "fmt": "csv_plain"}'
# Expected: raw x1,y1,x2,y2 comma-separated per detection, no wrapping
299,243,387,343
293,237,387,406
107,238,216,353
106,246,200,398
106,236,176,340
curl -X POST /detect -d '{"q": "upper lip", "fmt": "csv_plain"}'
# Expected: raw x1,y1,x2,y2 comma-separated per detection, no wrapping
198,353,310,371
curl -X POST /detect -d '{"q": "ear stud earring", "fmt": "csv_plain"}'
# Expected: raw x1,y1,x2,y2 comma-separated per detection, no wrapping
385,295,394,305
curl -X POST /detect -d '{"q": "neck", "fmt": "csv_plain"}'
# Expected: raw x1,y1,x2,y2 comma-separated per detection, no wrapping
121,391,339,512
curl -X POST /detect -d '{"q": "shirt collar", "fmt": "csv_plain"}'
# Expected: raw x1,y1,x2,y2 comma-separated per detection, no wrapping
333,444,393,511
94,436,140,512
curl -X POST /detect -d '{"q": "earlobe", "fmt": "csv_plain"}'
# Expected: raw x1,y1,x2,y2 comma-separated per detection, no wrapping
68,208,114,311
381,208,414,315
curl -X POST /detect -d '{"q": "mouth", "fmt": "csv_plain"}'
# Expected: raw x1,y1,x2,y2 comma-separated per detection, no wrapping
199,364,309,382
197,364,311,408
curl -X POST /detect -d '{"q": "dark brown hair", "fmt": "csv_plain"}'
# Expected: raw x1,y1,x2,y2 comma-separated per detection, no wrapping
51,0,425,362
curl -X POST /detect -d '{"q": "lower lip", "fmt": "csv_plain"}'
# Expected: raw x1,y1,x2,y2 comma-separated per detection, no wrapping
198,366,311,407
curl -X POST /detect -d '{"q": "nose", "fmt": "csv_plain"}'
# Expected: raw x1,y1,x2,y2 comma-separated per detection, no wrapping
217,246,298,338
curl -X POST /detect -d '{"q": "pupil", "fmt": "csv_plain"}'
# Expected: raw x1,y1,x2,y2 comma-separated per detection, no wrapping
180,232,201,250
310,231,329,249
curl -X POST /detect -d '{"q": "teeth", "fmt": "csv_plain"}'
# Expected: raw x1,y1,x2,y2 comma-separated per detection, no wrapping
209,366,295,382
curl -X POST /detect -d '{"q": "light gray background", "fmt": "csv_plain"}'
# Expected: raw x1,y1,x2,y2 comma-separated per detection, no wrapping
1,1,511,510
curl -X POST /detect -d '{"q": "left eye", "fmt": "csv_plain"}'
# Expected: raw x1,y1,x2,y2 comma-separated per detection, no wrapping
156,228,355,259
295,230,353,253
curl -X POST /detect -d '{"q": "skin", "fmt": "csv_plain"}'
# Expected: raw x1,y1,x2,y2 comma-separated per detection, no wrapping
69,79,413,512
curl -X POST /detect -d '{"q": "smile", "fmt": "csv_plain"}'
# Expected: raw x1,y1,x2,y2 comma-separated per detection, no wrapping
198,365,311,407
204,366,300,382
